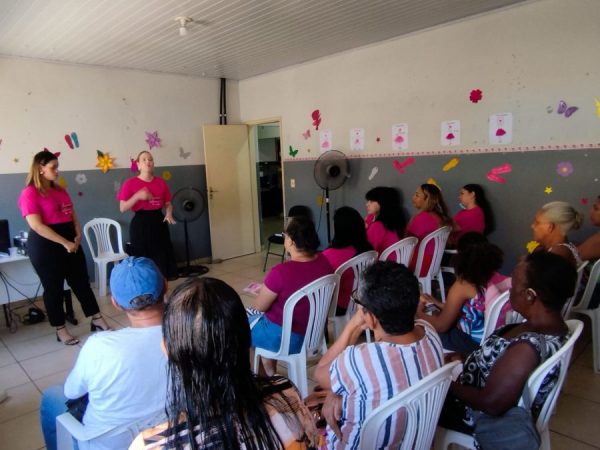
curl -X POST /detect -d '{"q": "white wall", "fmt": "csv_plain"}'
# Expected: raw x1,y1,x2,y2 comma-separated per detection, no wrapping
239,0,600,159
0,57,240,173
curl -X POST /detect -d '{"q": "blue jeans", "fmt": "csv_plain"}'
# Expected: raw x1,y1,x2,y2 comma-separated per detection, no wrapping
40,384,68,450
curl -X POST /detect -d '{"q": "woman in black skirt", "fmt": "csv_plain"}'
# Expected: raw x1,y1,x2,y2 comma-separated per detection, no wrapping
18,150,110,345
117,151,177,279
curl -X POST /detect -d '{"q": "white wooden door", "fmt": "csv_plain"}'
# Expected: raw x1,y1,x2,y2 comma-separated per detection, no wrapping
203,124,257,260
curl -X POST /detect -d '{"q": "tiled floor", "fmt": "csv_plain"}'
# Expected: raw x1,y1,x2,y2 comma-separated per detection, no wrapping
0,250,599,450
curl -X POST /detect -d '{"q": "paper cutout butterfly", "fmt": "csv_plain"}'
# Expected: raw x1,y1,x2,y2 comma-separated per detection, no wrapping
302,129,311,140
486,163,512,184
557,100,578,118
392,157,415,174
179,147,191,159
288,145,298,157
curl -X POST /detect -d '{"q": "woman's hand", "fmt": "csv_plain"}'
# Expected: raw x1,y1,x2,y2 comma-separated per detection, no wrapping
63,241,77,253
322,391,343,440
73,234,82,252
163,214,176,225
136,187,153,201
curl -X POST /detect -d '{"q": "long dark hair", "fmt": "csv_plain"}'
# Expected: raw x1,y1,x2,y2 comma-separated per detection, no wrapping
330,206,373,253
463,184,495,235
453,233,503,291
420,184,452,227
365,186,405,235
163,278,284,449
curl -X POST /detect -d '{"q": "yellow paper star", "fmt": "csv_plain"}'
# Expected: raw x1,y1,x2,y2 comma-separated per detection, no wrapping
96,152,114,173
427,178,440,189
526,240,540,253
162,170,172,181
544,186,553,194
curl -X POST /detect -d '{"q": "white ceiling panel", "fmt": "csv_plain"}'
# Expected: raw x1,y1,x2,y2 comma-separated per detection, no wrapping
0,0,529,79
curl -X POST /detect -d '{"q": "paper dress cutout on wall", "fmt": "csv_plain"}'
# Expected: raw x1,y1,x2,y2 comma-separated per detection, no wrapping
350,128,365,151
319,130,332,153
391,124,408,151
441,120,460,147
489,113,513,145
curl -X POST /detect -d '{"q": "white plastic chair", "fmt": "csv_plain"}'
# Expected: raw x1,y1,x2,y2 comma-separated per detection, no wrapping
379,237,418,266
359,361,460,450
414,226,451,301
434,319,584,450
253,273,339,398
56,408,165,450
83,218,128,297
482,291,511,341
561,260,589,318
328,251,378,341
571,259,600,373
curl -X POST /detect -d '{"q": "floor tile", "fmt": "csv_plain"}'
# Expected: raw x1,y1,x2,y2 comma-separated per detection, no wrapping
0,409,45,450
4,333,74,363
550,431,600,449
562,362,600,404
0,363,30,391
0,344,16,368
32,369,70,393
550,393,600,447
0,382,41,424
20,347,80,381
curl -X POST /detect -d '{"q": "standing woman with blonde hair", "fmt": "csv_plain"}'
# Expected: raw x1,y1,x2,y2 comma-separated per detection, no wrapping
18,150,110,345
117,150,177,279
406,183,453,276
531,201,583,266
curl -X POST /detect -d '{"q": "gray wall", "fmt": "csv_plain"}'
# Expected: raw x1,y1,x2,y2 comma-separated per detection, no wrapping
283,148,599,274
0,165,210,277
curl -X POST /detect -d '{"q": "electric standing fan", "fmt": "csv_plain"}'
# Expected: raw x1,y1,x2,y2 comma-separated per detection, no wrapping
313,150,350,243
171,187,209,277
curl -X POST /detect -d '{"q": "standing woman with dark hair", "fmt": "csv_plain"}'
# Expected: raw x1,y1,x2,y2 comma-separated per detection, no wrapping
131,277,318,449
18,150,110,345
323,207,373,315
406,183,453,276
117,151,177,279
364,186,404,254
251,216,333,375
450,183,495,245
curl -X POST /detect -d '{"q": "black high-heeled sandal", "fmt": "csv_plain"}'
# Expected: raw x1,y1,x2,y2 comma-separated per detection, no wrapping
90,315,111,332
56,326,79,346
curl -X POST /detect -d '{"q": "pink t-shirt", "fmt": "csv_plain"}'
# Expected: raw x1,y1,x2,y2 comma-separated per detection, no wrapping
365,215,400,255
117,177,172,212
18,185,74,225
451,206,485,244
264,253,333,335
323,246,357,311
406,211,442,277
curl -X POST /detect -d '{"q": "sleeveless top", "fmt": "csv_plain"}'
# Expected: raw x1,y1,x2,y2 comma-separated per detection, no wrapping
456,289,486,343
460,324,567,419
549,242,582,266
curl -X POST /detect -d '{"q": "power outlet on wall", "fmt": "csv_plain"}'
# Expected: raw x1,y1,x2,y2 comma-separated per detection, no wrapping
290,178,296,188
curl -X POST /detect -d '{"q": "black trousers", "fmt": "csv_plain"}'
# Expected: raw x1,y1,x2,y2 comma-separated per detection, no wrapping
28,222,100,327
129,209,177,278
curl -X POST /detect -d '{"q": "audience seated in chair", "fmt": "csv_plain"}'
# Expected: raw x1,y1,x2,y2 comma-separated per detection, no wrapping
437,252,577,447
130,277,319,450
577,195,600,308
416,233,504,353
323,206,373,316
39,257,168,450
448,184,494,246
314,261,443,450
250,216,333,375
364,186,404,255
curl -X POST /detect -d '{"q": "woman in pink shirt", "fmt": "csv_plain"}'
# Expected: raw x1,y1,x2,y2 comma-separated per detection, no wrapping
323,207,373,315
117,151,177,279
449,184,495,246
406,184,453,276
18,150,110,345
364,187,404,255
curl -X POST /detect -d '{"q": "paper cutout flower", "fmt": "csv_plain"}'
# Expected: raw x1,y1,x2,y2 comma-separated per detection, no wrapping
75,173,87,185
580,198,589,206
145,131,161,149
544,186,553,194
556,162,573,177
469,89,483,103
96,150,114,173
526,241,540,253
162,170,172,181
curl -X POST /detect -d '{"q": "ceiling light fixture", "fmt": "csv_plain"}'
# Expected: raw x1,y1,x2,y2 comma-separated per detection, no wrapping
175,16,193,36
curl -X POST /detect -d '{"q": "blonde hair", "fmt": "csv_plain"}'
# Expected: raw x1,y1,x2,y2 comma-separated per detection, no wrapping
25,150,58,193
540,201,583,235
420,184,452,226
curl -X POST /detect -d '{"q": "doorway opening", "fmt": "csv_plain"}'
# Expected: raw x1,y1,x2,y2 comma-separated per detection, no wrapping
255,123,284,247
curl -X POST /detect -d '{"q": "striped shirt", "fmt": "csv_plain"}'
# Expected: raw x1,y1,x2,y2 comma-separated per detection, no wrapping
328,320,443,450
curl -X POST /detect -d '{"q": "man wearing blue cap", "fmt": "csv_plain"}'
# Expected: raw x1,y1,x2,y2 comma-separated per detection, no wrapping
40,257,168,450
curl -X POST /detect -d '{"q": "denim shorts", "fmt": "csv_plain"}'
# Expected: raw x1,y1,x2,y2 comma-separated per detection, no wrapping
250,314,304,354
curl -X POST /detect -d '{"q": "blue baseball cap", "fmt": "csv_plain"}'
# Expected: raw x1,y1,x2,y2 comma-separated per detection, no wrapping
110,257,165,310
